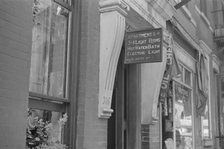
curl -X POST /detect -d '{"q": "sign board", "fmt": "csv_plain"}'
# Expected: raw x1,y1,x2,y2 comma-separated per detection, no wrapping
141,124,150,149
124,28,163,64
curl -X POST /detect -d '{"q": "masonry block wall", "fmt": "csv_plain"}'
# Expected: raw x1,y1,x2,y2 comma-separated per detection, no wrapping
76,0,107,149
0,0,32,148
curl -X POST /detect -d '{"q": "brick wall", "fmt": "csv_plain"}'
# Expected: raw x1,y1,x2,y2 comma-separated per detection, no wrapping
0,0,32,148
76,0,107,149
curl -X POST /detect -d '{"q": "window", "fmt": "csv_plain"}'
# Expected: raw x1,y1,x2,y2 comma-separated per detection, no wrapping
184,69,191,86
173,64,193,149
173,65,193,148
162,63,193,149
217,74,224,138
175,64,192,87
27,0,71,148
30,0,71,98
173,81,193,149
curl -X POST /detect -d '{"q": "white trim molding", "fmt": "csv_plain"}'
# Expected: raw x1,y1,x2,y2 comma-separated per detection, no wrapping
98,0,129,119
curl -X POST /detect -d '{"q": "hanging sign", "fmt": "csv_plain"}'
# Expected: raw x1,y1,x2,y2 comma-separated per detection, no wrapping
141,124,150,149
124,28,163,64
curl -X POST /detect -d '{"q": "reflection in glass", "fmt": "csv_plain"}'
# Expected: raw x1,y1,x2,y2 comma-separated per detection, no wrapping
30,0,70,98
174,82,192,149
202,105,209,138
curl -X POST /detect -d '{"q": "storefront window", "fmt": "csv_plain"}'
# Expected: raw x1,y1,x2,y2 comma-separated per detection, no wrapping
30,0,70,98
174,81,193,149
163,64,193,149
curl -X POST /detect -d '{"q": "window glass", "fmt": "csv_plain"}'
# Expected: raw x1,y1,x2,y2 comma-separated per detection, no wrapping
30,0,70,98
184,69,191,86
28,0,72,148
174,82,193,149
201,106,209,138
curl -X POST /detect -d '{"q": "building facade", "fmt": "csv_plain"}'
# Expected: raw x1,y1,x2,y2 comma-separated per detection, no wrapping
0,0,224,149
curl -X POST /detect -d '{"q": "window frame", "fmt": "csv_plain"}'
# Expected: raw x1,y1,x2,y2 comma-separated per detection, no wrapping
172,65,194,149
174,63,192,89
28,0,81,148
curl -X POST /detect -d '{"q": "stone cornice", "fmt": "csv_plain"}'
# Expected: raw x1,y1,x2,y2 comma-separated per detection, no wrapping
99,0,130,16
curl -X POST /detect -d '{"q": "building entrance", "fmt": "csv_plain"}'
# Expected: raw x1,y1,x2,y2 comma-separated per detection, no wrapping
107,49,141,149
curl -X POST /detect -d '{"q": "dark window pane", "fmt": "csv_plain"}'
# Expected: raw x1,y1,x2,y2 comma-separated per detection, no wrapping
184,68,191,86
221,78,224,91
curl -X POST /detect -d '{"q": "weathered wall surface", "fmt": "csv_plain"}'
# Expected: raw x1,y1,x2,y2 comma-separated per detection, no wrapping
76,0,106,149
0,0,32,148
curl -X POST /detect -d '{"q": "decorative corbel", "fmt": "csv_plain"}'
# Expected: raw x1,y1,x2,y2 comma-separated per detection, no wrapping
98,0,129,119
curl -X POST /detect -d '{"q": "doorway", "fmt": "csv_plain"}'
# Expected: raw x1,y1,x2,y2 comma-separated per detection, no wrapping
107,49,141,149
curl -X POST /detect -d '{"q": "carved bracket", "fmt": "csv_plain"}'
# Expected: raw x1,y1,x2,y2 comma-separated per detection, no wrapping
98,0,129,119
